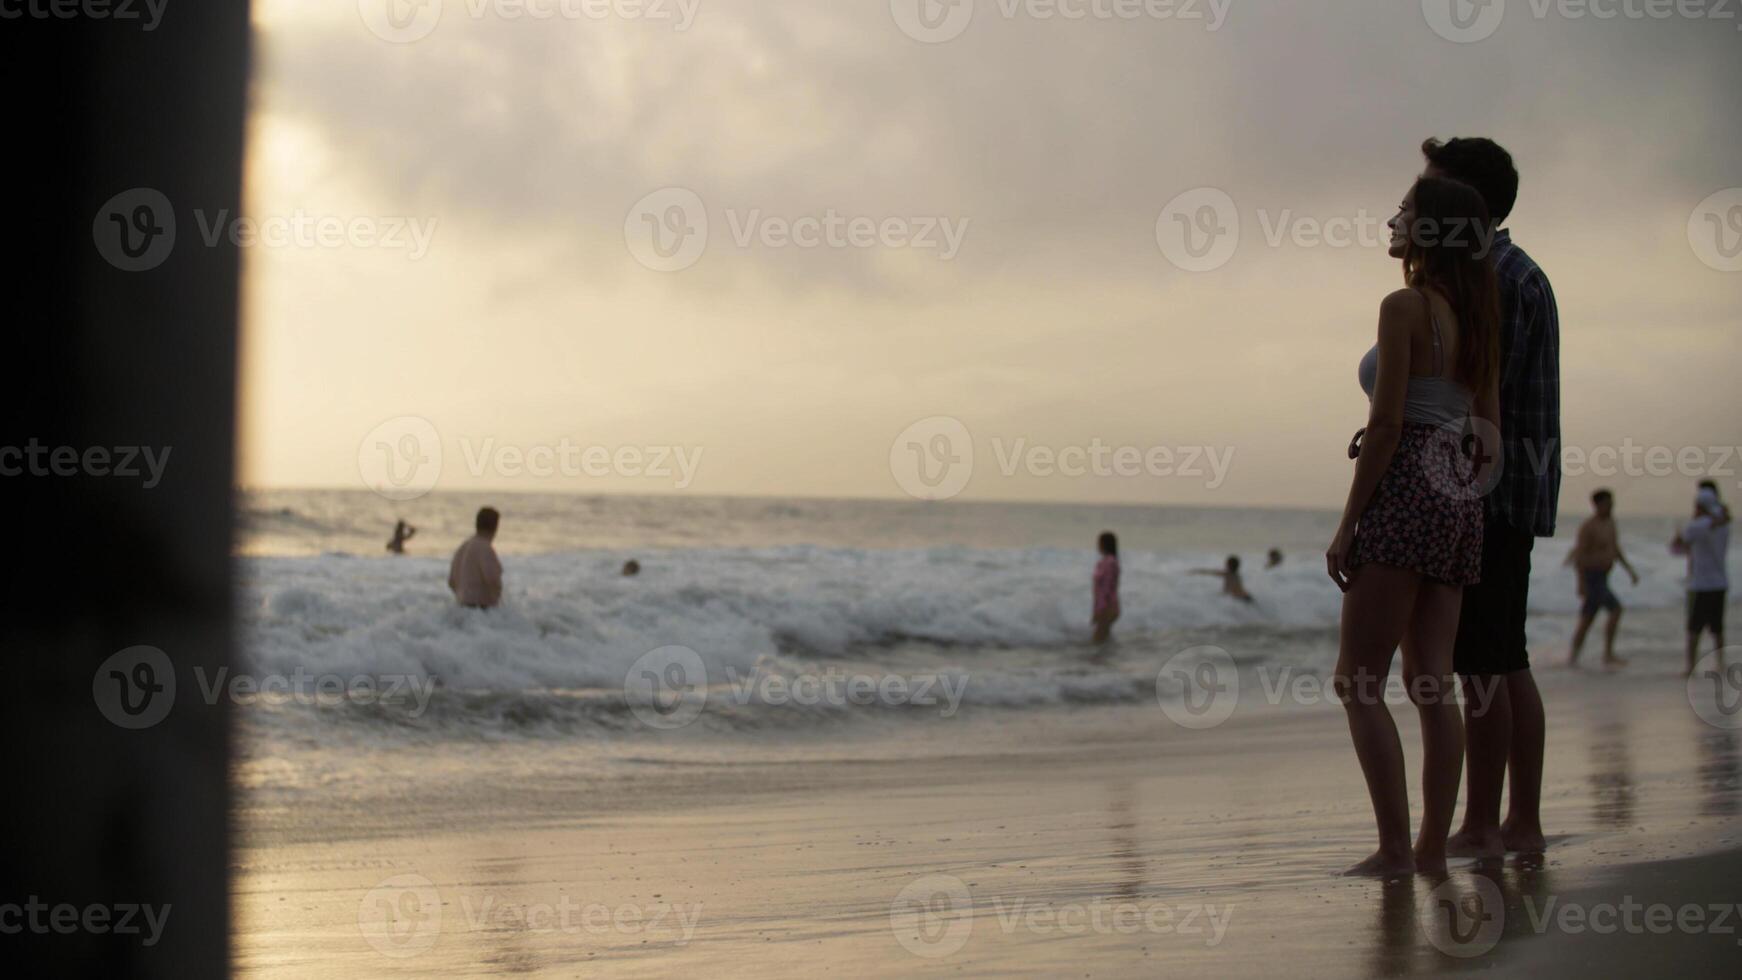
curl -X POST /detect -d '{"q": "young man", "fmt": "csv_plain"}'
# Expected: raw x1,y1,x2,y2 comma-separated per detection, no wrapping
1675,483,1731,675
1425,138,1561,858
449,507,504,610
1566,490,1638,668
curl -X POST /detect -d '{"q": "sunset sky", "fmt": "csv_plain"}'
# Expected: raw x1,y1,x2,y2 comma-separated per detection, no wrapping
240,0,1742,514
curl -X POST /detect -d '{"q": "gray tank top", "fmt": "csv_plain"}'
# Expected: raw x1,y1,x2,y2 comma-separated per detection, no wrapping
1357,291,1474,428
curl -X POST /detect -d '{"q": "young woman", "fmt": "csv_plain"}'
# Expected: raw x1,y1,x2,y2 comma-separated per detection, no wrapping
1327,176,1502,876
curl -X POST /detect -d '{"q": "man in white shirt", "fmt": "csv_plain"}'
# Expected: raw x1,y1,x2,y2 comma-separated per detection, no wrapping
1675,484,1730,675
449,507,504,610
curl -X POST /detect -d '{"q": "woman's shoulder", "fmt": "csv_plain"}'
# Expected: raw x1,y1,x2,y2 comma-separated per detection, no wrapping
1378,287,1430,317
1377,288,1429,339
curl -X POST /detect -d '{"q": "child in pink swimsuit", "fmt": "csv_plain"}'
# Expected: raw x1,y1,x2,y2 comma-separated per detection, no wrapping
1092,531,1121,645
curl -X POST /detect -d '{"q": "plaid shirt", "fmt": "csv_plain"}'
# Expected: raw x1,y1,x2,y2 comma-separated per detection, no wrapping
1488,231,1561,537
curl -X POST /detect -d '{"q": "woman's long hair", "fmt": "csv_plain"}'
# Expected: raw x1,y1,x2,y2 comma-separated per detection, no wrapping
1400,176,1501,395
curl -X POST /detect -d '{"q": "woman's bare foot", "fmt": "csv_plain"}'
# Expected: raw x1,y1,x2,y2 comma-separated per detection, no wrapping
1445,827,1504,859
1343,847,1415,877
1500,818,1545,853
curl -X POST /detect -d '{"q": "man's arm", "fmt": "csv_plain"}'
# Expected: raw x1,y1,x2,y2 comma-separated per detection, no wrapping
1496,271,1538,394
1473,344,1504,492
1566,519,1594,568
1616,538,1639,584
483,548,504,603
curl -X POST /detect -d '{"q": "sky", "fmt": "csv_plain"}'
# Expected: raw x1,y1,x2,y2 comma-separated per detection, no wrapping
239,0,1742,516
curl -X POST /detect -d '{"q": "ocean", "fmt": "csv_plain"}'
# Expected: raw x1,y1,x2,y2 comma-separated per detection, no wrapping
234,490,1716,757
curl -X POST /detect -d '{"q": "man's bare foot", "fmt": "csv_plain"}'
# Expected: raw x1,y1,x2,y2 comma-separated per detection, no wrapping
1412,846,1448,876
1343,848,1415,877
1445,827,1505,859
1602,655,1628,669
1500,819,1546,853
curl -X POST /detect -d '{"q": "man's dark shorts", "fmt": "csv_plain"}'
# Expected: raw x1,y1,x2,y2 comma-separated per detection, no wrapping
1688,590,1727,636
1580,568,1622,619
1455,515,1537,675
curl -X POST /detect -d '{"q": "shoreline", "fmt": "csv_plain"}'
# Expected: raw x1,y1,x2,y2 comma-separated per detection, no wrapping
236,655,1742,977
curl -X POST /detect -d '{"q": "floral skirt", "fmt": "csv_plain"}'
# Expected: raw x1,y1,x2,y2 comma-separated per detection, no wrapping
1348,422,1485,586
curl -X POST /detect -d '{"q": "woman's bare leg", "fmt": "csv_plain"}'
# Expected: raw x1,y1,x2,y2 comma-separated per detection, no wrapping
1335,563,1421,876
1401,579,1466,875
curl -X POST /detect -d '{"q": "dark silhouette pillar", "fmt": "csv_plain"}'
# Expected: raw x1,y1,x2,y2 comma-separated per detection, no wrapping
1,4,249,976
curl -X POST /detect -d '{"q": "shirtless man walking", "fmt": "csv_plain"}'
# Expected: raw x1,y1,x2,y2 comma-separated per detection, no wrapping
1566,489,1638,668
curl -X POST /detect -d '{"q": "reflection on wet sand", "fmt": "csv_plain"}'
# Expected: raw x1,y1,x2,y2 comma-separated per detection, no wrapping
1587,719,1636,829
1364,876,1417,977
1106,783,1144,902
476,853,538,975
1695,727,1739,817
1366,855,1555,975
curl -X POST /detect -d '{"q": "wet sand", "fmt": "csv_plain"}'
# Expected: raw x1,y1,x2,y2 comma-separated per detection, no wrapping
235,657,1742,977
1505,847,1742,974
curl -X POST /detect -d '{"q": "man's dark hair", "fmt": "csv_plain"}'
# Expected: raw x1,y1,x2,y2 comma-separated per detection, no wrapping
1227,555,1241,572
1592,489,1613,506
1421,137,1518,225
476,507,501,534
1098,531,1118,556
1699,479,1720,493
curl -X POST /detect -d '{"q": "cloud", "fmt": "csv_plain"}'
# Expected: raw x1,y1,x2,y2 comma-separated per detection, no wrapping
243,0,1742,508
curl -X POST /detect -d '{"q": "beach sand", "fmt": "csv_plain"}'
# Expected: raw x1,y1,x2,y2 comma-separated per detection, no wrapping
235,658,1741,977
